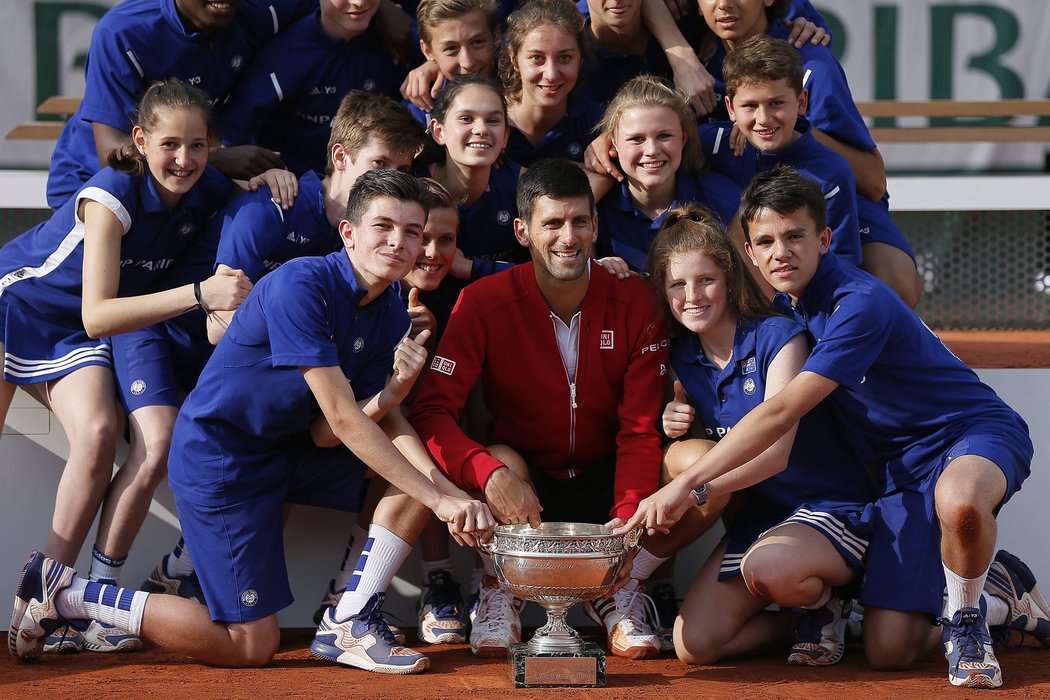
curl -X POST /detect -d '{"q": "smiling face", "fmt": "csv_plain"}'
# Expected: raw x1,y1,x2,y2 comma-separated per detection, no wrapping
698,0,773,48
613,105,685,193
587,0,643,33
511,24,581,109
514,194,596,283
133,107,210,210
404,206,458,290
431,84,509,168
727,78,806,153
341,195,426,290
744,205,830,300
664,249,735,337
422,11,497,80
175,0,242,34
320,0,380,40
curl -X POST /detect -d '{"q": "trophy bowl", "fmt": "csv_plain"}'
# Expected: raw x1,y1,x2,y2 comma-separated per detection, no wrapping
480,522,640,654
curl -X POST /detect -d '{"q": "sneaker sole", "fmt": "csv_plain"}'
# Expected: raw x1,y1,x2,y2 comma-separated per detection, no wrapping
421,630,467,645
610,643,661,660
787,646,845,666
84,637,145,653
309,639,429,675
950,671,1003,689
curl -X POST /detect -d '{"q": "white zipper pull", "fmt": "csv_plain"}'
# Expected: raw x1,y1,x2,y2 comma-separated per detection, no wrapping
569,382,577,408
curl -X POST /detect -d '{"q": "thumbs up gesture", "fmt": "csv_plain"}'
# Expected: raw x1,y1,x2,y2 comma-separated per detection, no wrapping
662,379,695,438
407,286,437,336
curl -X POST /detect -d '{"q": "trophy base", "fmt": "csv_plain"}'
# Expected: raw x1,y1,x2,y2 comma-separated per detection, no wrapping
510,641,606,688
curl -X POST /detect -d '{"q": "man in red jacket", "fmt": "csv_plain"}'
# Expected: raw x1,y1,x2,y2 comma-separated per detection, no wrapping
411,158,669,660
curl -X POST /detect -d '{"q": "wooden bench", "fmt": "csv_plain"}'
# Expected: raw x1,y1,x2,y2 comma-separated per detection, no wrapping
857,99,1050,143
5,96,81,141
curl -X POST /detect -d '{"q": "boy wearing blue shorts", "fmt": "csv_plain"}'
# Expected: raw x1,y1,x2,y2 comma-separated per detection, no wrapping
10,170,493,672
621,166,1046,689
217,0,407,177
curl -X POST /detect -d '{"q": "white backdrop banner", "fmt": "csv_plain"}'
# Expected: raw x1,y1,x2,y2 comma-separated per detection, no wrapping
1,0,1048,172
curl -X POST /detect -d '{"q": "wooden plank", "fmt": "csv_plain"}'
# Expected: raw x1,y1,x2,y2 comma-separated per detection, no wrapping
857,99,1050,118
36,95,80,116
5,122,64,140
869,125,1050,143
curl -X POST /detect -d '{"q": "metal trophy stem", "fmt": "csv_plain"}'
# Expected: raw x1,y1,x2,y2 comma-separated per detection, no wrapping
529,602,580,653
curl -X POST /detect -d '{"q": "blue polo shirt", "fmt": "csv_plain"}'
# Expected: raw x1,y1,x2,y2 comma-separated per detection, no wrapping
596,171,742,273
46,0,314,209
701,119,861,266
576,5,674,106
219,12,405,176
507,95,605,166
1,165,232,320
671,315,873,512
168,250,410,505
456,162,529,279
214,170,340,282
775,252,1030,490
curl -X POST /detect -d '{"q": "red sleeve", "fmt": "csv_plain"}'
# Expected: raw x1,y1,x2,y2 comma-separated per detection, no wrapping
409,291,504,491
610,300,669,522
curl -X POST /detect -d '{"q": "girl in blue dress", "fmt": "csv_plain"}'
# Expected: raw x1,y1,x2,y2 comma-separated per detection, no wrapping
643,204,875,667
0,79,251,649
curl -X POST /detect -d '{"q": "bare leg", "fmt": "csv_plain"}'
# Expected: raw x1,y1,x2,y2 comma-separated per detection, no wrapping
864,606,940,671
860,242,923,309
644,439,727,557
94,405,178,560
37,367,119,565
934,455,1006,578
676,539,788,664
740,523,854,608
141,595,281,667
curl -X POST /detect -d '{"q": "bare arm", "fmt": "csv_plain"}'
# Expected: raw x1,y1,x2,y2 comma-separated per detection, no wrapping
812,130,887,201
92,122,129,166
641,0,716,115
79,202,252,338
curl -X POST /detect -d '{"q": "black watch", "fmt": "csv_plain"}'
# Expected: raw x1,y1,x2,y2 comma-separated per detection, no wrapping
690,483,708,507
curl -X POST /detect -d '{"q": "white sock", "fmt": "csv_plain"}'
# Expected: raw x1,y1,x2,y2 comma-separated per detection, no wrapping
88,547,126,584
334,524,411,620
470,564,485,595
629,548,668,582
166,537,194,578
982,591,1010,626
56,578,148,634
421,556,454,580
944,563,987,620
333,524,368,593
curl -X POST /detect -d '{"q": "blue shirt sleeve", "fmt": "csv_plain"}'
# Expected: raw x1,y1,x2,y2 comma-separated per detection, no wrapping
77,23,144,133
264,271,342,369
801,288,892,389
215,189,289,282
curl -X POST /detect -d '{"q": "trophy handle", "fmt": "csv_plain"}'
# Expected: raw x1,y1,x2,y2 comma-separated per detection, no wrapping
477,539,495,555
623,527,642,551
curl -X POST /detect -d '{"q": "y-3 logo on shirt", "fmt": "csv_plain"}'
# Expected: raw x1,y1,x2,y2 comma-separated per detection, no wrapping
599,330,614,350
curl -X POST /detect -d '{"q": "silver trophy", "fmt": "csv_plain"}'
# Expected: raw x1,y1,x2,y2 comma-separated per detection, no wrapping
479,522,641,687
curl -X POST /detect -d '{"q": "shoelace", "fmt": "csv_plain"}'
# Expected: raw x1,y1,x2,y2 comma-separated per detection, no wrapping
613,587,660,634
424,575,461,619
951,619,991,662
477,585,516,631
358,596,400,646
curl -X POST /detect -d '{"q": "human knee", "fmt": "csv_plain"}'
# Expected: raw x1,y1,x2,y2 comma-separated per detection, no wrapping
865,637,922,671
662,439,715,483
67,410,119,455
674,627,723,666
937,499,988,544
226,632,280,668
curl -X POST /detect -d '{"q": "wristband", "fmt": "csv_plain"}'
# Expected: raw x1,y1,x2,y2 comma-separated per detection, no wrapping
193,281,208,313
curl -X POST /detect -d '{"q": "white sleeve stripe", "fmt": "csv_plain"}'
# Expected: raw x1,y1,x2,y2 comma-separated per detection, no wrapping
270,72,284,101
802,68,812,88
713,127,726,155
825,185,840,200
126,50,145,78
270,197,285,221
77,187,133,232
269,5,279,33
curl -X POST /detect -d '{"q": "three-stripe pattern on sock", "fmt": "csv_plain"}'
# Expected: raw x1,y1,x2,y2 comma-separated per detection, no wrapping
81,581,147,635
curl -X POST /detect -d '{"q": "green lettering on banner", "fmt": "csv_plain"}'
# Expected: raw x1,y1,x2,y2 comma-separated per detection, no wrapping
35,2,108,121
872,4,898,128
815,5,846,62
929,4,1023,127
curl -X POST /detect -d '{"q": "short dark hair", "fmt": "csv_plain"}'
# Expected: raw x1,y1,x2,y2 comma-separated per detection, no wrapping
739,166,827,242
515,158,594,223
344,169,430,223
723,34,803,103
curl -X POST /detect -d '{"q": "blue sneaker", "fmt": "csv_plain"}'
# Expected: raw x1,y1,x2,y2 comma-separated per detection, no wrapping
140,555,205,605
313,580,405,643
942,607,1002,688
417,569,466,645
42,620,86,654
985,550,1050,648
311,592,429,674
9,551,76,662
788,596,850,666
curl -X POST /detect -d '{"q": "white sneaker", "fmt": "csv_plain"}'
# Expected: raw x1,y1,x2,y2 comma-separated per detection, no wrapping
469,575,522,657
81,619,144,653
788,596,850,666
584,579,661,659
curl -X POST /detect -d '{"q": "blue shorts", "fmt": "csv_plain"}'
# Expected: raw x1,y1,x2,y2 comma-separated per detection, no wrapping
112,312,212,413
172,437,368,623
0,294,110,385
858,196,915,260
719,500,873,580
861,425,1032,616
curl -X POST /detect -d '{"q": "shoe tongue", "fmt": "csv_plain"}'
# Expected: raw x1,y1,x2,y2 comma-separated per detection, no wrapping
430,571,447,586
959,609,979,625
